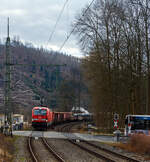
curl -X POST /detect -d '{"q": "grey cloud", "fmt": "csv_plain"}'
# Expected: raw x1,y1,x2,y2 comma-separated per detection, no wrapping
0,0,92,57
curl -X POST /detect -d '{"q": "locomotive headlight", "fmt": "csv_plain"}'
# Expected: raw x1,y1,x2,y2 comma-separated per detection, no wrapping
41,119,47,121
32,119,38,121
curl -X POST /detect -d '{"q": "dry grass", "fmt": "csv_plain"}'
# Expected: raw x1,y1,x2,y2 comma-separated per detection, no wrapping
112,134,150,159
0,133,14,162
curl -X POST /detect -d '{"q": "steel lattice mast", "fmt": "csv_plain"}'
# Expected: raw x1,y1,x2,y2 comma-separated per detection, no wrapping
4,18,13,135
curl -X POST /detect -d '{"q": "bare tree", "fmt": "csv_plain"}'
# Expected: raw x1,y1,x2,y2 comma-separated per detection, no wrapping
74,0,150,131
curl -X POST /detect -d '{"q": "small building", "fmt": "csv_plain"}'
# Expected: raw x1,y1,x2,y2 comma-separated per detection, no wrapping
13,114,24,130
0,113,24,130
13,114,24,124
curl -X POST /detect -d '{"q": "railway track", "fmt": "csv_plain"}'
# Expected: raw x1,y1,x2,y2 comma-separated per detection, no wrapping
41,137,65,162
56,122,116,161
82,140,140,162
28,136,39,162
68,139,115,162
27,122,141,162
28,132,66,162
55,121,81,132
60,122,140,162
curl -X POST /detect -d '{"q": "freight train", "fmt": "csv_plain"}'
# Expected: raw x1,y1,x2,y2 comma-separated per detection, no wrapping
32,106,73,129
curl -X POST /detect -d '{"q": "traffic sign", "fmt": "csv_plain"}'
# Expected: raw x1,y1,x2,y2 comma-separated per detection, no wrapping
114,120,118,128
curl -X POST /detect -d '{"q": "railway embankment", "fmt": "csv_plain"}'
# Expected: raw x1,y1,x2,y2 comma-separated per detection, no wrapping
3,122,150,162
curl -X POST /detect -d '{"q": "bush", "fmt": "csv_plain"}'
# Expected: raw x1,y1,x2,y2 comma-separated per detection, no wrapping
128,134,150,154
116,134,150,156
0,133,13,161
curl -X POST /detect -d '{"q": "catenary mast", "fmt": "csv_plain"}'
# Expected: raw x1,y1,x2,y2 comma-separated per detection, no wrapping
4,17,12,136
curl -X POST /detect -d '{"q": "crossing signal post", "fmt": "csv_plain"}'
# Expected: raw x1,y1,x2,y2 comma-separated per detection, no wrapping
113,113,121,142
114,120,118,129
113,113,119,129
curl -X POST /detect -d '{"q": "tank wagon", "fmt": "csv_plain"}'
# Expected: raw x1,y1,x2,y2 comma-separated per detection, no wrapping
32,106,73,129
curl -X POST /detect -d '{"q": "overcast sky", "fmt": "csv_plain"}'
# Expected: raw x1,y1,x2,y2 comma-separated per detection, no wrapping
0,0,92,57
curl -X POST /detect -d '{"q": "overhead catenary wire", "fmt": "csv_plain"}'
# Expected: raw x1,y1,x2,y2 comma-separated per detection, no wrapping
47,0,69,46
59,0,96,52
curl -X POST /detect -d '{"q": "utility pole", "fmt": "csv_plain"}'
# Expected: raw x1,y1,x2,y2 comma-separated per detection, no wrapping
4,18,13,136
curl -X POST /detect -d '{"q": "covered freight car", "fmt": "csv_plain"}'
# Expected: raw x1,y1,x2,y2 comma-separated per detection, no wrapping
53,112,72,125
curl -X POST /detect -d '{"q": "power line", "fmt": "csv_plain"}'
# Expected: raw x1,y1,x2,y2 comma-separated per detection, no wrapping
59,0,96,52
47,0,69,46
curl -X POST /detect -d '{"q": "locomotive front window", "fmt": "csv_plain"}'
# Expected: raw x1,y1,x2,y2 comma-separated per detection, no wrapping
34,109,47,115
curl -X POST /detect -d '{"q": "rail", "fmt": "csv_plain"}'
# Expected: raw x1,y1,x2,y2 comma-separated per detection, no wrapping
60,122,140,162
59,122,116,161
69,139,115,162
82,140,140,162
28,136,39,162
41,137,66,162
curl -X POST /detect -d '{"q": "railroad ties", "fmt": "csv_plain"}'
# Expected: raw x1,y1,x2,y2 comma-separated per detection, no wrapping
57,122,140,162
28,136,38,162
27,122,141,162
41,137,65,162
28,132,66,162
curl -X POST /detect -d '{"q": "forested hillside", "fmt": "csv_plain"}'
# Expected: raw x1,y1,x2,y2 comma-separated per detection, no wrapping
74,0,150,130
0,38,90,119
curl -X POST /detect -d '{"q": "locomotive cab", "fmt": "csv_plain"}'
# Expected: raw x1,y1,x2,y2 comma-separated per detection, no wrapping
32,107,53,129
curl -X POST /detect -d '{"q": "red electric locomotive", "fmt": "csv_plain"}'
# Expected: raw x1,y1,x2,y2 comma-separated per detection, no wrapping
32,107,53,129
